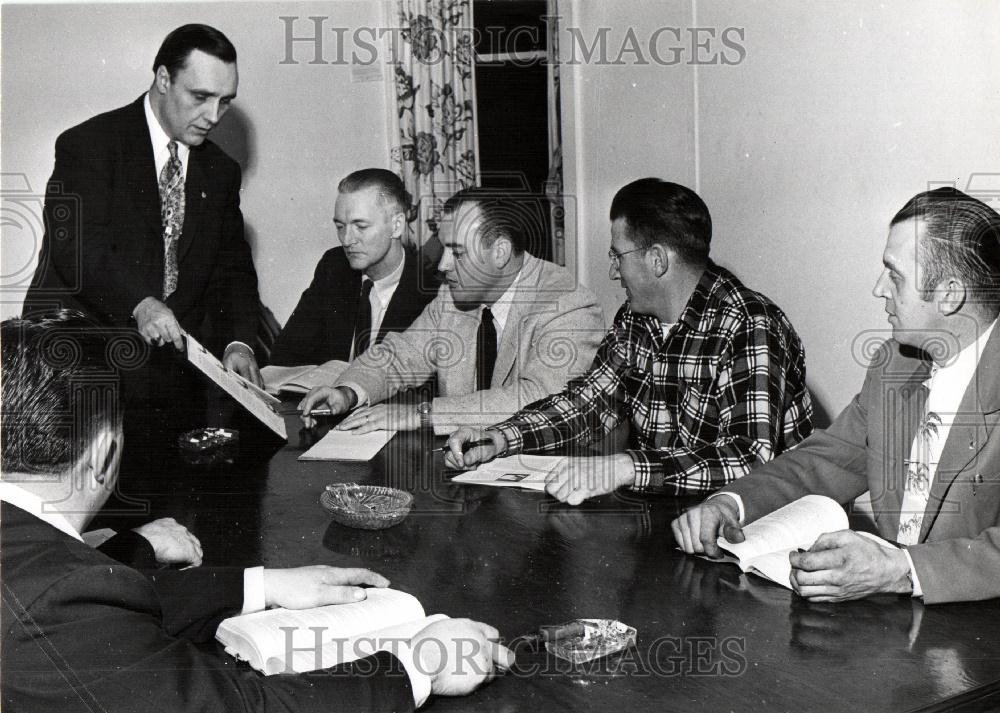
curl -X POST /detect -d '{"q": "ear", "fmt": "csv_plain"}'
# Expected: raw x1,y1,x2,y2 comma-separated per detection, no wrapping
646,243,670,278
936,277,967,316
491,235,514,268
152,65,171,95
390,210,406,241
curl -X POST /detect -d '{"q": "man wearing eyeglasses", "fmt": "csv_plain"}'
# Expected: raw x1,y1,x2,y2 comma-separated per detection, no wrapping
446,178,813,504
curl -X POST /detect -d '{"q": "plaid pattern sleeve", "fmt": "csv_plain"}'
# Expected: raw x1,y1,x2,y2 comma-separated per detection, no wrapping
491,263,813,494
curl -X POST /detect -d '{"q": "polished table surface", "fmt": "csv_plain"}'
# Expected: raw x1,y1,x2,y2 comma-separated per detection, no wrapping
106,418,1000,713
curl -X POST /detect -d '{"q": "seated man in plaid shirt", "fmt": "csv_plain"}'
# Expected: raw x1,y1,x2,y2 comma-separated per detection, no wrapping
444,178,813,504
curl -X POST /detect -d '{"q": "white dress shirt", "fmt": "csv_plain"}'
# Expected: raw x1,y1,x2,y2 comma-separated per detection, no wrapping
350,253,407,361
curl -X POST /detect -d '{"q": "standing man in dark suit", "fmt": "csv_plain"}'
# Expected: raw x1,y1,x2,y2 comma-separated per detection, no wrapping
1,310,513,711
269,169,439,366
24,24,262,396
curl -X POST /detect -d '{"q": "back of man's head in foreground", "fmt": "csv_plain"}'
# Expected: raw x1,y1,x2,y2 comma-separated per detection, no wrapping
2,310,123,479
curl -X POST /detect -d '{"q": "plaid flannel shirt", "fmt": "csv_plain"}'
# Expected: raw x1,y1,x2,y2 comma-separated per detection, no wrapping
491,262,813,494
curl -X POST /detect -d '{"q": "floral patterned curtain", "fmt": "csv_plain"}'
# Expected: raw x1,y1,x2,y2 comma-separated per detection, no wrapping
390,0,477,248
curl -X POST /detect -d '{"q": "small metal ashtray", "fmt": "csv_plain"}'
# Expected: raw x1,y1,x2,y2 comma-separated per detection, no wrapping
320,483,413,530
177,427,239,466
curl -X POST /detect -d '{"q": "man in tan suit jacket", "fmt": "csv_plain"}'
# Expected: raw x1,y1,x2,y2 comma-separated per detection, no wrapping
300,188,604,435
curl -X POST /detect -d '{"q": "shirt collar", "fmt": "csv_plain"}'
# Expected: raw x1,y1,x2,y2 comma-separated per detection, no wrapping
0,481,84,542
144,92,190,169
675,260,724,333
368,249,407,306
927,317,998,387
486,259,525,333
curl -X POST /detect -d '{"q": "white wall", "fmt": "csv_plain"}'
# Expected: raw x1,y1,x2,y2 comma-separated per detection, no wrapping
562,0,1000,420
1,1,391,325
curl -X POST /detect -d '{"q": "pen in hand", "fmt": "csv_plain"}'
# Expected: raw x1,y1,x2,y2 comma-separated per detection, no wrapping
436,438,496,453
279,407,336,416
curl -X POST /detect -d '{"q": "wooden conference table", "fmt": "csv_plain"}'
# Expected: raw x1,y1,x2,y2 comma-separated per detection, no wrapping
108,415,1000,713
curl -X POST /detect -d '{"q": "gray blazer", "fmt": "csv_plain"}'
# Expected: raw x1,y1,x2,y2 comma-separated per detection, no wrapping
723,325,1000,604
339,253,605,434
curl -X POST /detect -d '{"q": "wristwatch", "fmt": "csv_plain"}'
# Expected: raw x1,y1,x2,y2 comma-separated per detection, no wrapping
417,401,433,427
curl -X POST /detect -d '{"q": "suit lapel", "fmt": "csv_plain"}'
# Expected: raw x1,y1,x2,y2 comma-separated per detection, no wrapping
878,355,932,524
492,255,541,386
178,148,206,264
378,250,416,343
920,325,1000,540
123,98,163,243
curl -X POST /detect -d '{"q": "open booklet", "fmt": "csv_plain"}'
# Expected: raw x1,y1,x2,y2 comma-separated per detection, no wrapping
449,454,567,491
216,588,446,675
260,360,350,396
708,494,898,589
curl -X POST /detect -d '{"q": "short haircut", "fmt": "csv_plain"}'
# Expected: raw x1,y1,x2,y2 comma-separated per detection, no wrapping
152,24,237,78
610,178,712,266
442,187,543,255
1,311,124,476
891,187,1000,309
338,169,410,216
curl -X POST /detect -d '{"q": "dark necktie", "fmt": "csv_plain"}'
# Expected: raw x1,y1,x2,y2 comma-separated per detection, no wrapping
159,140,184,299
352,279,375,358
476,306,497,390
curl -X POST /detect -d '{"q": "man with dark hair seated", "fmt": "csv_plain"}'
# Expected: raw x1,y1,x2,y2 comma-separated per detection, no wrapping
270,168,440,366
447,178,813,504
1,310,512,712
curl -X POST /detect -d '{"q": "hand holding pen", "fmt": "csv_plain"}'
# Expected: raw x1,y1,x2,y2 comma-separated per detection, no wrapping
443,428,508,471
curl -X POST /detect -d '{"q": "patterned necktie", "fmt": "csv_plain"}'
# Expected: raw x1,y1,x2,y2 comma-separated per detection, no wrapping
159,140,185,300
476,306,497,390
352,279,375,359
897,381,940,545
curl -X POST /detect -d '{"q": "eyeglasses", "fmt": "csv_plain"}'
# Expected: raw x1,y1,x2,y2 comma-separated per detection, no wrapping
608,246,646,268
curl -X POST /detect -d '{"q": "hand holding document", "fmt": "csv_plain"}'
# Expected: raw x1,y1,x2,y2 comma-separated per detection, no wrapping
450,455,568,491
184,334,287,439
260,360,350,396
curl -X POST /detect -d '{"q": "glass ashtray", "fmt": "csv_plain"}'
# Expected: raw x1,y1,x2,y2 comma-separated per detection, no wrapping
177,427,239,466
544,619,637,664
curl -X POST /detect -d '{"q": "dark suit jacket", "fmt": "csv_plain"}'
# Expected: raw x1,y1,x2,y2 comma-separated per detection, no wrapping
23,95,259,349
722,329,1000,603
269,246,439,366
0,502,415,712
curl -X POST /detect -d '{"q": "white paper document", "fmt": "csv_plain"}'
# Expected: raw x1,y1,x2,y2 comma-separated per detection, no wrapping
298,428,397,462
450,454,567,491
184,334,287,440
260,360,350,396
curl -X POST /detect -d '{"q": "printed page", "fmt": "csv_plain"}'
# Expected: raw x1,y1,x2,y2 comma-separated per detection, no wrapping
273,613,450,675
185,334,287,439
298,428,397,461
451,454,567,491
216,588,424,672
718,494,848,568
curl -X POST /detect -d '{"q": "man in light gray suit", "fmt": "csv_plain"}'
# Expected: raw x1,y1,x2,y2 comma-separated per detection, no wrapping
300,188,604,435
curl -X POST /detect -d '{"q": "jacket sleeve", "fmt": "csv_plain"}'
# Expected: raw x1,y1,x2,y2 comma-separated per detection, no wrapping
3,564,415,713
41,128,158,322
429,291,605,435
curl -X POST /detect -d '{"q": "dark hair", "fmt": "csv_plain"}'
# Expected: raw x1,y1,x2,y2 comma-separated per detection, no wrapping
891,187,1000,308
609,178,712,266
442,187,544,255
152,24,237,78
338,169,410,215
1,311,124,475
